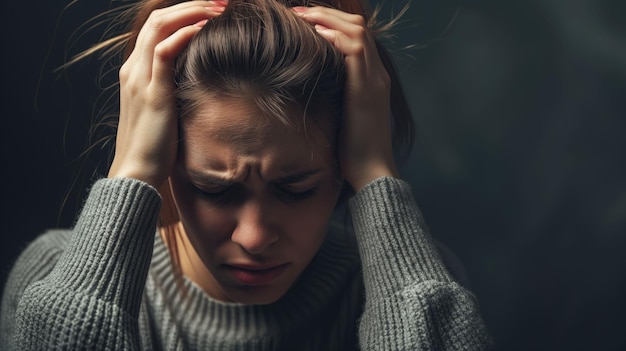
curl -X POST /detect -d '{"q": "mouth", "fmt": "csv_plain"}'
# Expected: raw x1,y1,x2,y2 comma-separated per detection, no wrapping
224,263,290,286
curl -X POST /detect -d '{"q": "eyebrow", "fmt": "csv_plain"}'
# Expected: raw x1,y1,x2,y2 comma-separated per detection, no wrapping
273,169,322,184
186,170,235,186
186,169,322,185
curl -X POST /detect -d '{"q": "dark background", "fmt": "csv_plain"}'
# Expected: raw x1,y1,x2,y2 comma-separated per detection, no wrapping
1,0,625,350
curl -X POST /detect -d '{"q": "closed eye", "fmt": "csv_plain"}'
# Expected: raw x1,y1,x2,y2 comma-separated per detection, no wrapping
194,184,239,205
274,185,318,203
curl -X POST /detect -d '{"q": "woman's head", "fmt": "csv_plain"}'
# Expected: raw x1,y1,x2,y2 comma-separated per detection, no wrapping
70,0,414,305
161,0,348,304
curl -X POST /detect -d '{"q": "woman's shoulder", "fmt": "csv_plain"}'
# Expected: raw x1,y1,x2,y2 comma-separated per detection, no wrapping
1,230,72,345
3,229,72,297
24,228,72,250
12,229,72,266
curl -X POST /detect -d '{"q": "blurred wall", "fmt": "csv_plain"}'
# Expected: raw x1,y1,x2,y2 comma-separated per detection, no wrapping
1,0,625,350
387,0,626,350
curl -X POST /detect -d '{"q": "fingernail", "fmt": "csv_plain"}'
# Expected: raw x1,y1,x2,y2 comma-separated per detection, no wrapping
206,6,225,12
195,19,209,27
292,6,307,13
315,24,329,32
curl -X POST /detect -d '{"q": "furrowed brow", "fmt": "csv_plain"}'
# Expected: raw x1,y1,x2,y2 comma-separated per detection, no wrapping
187,170,235,186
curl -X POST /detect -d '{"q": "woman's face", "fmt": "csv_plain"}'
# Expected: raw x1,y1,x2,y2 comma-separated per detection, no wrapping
169,97,341,305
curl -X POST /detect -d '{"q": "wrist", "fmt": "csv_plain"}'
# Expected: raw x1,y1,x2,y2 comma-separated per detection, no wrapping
346,163,399,192
107,162,166,190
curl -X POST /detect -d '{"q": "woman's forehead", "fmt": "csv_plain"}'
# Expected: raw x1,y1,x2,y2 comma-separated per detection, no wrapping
183,97,330,152
179,122,333,182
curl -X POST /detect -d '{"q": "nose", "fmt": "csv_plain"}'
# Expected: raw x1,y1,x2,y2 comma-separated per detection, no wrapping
231,200,278,255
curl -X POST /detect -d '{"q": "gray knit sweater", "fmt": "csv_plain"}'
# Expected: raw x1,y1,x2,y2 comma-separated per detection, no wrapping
0,176,492,350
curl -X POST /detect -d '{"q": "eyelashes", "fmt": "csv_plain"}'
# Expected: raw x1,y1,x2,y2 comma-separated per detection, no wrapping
194,184,318,204
276,187,318,202
194,185,235,206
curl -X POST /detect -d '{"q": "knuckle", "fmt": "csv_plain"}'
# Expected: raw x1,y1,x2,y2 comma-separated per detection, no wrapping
147,10,166,31
119,65,142,97
119,63,131,81
153,42,169,60
351,25,367,39
348,14,366,27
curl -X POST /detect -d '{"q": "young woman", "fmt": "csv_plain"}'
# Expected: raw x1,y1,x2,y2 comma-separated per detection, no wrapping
0,0,493,349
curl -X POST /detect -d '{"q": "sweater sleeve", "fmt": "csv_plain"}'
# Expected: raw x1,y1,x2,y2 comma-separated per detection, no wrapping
348,177,493,350
4,177,161,350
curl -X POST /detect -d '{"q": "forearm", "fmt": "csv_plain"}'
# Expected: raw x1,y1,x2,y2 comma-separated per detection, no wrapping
12,178,161,350
349,176,492,350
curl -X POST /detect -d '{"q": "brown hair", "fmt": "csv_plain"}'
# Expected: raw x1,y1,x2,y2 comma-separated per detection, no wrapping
64,0,415,150
65,0,416,293
175,0,345,128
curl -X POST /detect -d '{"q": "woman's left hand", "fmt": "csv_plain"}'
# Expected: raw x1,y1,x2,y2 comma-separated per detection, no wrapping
295,6,398,192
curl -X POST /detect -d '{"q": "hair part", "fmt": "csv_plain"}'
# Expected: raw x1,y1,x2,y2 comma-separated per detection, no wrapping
175,0,345,131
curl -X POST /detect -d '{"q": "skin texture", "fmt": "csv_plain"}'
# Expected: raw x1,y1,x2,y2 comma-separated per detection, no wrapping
109,1,226,188
169,99,341,304
295,6,399,191
108,0,400,303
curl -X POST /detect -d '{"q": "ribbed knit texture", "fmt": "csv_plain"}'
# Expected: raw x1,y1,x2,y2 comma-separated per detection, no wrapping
3,178,161,350
1,176,493,350
349,177,493,350
138,222,362,350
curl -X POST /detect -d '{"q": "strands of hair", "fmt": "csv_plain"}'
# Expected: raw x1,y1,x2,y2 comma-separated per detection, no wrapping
175,0,345,125
164,0,351,296
54,0,418,294
54,0,415,282
57,0,416,163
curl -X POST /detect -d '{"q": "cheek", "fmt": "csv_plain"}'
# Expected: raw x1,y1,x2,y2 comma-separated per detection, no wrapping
169,176,233,248
281,184,340,253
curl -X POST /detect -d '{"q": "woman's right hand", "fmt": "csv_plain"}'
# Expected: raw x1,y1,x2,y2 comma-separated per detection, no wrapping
108,1,225,189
